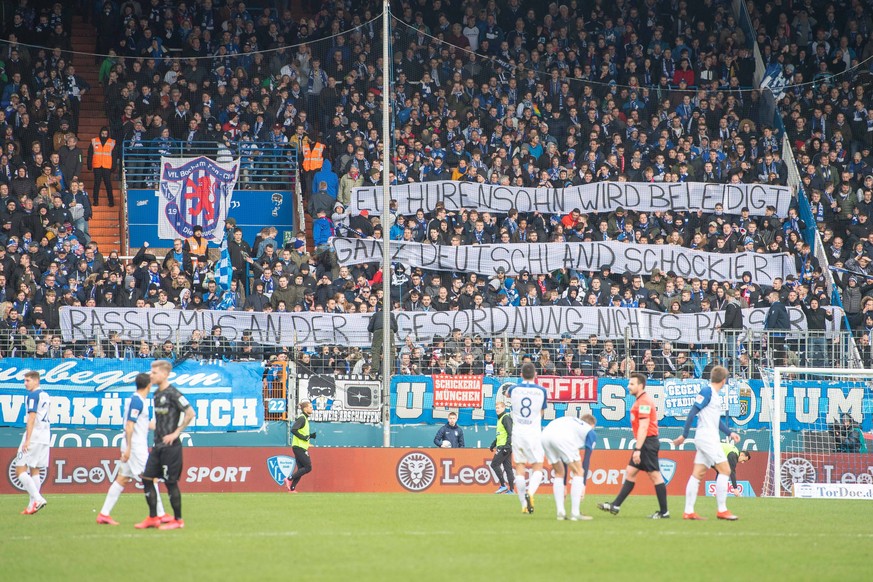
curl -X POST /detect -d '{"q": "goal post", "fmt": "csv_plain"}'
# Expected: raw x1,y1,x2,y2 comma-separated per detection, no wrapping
761,366,873,498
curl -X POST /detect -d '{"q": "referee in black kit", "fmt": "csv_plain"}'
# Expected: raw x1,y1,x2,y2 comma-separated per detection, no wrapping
136,360,196,530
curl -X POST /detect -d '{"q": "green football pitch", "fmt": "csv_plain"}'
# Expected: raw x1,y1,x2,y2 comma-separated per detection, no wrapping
2,493,869,580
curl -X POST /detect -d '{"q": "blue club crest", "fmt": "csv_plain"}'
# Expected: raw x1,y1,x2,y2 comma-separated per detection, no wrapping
267,455,296,486
659,459,677,485
160,156,237,239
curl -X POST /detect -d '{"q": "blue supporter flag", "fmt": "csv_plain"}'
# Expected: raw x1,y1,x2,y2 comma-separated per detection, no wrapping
214,233,235,310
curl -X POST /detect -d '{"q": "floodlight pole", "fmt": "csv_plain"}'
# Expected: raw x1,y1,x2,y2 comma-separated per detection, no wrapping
381,0,392,448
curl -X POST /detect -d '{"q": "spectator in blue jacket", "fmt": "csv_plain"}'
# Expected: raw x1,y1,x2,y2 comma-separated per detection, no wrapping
312,159,338,197
312,209,334,250
434,412,465,448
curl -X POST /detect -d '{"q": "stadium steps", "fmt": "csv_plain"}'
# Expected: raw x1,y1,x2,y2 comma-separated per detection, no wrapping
70,16,123,255
303,210,313,252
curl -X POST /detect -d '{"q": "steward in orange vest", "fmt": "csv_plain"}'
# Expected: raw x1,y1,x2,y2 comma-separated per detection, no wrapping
300,138,325,197
88,126,117,206
301,140,325,171
185,224,207,259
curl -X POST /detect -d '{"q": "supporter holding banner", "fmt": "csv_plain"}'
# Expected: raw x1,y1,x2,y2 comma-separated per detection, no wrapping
60,305,814,347
158,156,240,242
0,359,264,431
332,239,798,285
433,375,484,408
350,181,792,217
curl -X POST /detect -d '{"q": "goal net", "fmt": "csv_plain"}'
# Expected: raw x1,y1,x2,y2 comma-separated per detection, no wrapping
760,367,873,497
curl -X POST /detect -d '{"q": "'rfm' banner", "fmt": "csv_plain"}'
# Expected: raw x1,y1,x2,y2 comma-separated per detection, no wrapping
537,376,598,402
60,305,812,347
351,181,791,217
158,156,240,242
432,375,484,408
332,238,797,284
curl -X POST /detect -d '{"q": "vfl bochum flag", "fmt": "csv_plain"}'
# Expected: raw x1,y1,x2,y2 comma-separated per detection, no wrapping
158,156,239,242
214,233,235,310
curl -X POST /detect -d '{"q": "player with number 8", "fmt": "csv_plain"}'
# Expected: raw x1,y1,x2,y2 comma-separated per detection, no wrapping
507,363,548,515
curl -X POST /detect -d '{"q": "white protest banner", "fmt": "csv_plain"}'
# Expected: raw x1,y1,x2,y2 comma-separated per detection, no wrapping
297,375,382,423
60,306,809,347
350,181,791,217
158,156,240,242
332,238,797,284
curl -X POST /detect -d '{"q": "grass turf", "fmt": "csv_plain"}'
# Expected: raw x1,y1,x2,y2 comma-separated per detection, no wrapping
2,492,869,581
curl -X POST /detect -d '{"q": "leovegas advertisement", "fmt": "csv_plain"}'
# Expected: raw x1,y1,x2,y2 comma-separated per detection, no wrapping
1,447,775,495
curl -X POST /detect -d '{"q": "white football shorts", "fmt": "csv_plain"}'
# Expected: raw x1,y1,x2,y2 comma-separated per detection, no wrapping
694,437,728,467
542,432,581,465
512,430,544,465
119,444,149,479
16,439,49,469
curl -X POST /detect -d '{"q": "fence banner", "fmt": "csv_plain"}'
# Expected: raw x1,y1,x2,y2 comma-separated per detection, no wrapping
0,358,264,432
60,305,807,347
351,181,792,217
157,156,240,242
432,375,484,408
661,378,741,417
0,446,774,496
333,238,797,284
297,375,382,424
537,376,598,402
391,376,869,432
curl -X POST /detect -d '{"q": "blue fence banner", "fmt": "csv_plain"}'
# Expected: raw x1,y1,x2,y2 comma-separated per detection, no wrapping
662,379,741,417
391,376,871,431
127,189,295,247
0,359,264,432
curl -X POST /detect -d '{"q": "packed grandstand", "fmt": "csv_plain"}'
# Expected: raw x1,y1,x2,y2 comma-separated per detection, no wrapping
0,0,872,379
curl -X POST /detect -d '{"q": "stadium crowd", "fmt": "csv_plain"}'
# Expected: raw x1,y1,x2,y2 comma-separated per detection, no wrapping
0,0,872,372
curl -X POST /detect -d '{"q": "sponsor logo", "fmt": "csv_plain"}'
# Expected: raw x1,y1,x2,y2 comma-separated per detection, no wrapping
705,480,757,497
440,457,500,486
659,459,677,485
267,455,296,486
781,457,817,492
185,466,251,483
7,458,49,491
55,458,120,485
396,452,436,492
794,483,873,499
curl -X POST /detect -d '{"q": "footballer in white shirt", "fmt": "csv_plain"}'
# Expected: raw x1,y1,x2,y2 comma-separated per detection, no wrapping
96,373,169,525
541,414,598,521
16,370,50,515
507,362,548,515
673,366,740,521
